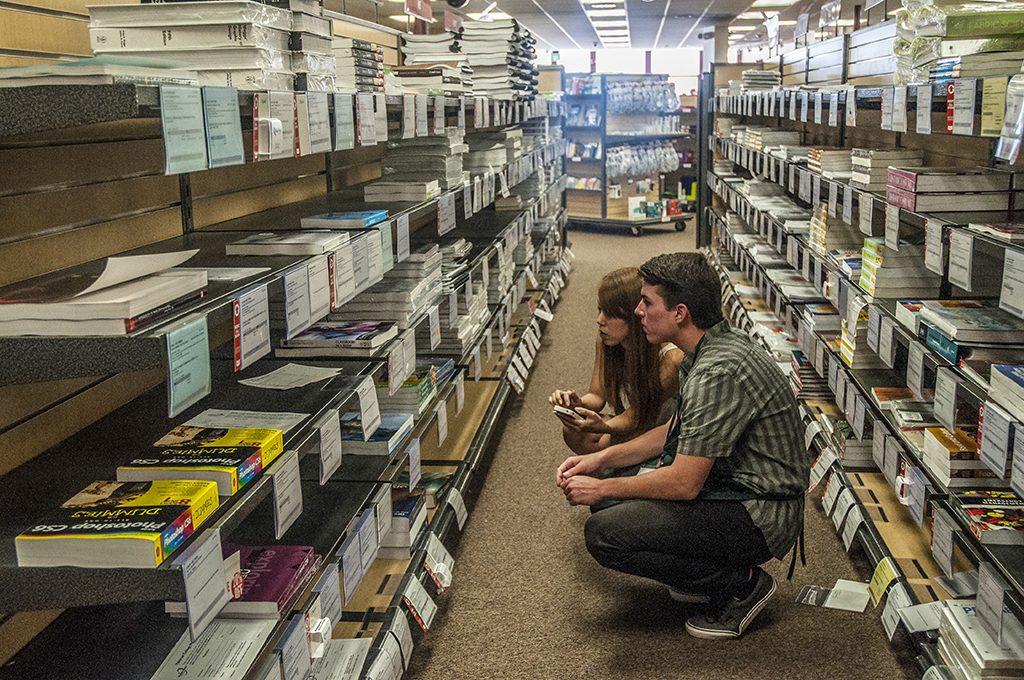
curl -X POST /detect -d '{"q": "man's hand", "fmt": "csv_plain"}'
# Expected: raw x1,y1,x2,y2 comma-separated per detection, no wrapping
563,475,605,506
556,452,603,488
548,389,582,409
559,407,606,434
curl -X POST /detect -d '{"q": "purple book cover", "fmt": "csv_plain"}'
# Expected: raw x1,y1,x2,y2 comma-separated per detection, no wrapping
226,545,318,613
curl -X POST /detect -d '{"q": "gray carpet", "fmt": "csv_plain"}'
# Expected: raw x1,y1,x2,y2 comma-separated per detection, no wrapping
406,224,918,679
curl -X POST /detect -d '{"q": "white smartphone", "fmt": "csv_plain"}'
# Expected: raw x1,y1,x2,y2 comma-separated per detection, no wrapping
553,405,584,420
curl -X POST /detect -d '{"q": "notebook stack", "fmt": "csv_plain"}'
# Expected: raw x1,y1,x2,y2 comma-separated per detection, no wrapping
807,148,853,179
333,37,384,93
457,19,537,100
744,128,801,152
886,167,1013,213
808,204,863,257
858,237,942,298
923,427,1009,488
740,69,781,91
392,63,472,96
89,1,296,91
849,149,923,192
287,0,333,91
936,600,1024,679
378,129,469,191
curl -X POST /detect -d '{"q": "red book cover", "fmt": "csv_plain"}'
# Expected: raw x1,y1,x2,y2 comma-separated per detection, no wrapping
885,185,917,211
886,167,918,192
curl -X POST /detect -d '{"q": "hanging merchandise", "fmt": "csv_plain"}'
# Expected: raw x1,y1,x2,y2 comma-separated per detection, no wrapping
566,104,601,127
606,80,680,114
605,141,680,179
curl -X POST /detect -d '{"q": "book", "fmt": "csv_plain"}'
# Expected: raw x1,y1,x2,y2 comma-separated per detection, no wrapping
16,480,220,568
967,222,1024,243
225,231,349,255
90,25,292,52
340,411,414,455
166,544,320,618
0,55,199,87
954,491,1024,544
885,186,1011,212
992,364,1024,421
117,426,285,495
300,210,389,229
279,320,398,350
939,600,1024,674
88,1,294,30
886,167,1012,193
920,300,1024,344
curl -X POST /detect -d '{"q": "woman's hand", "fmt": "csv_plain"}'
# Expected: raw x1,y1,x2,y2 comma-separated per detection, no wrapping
549,389,583,408
559,407,607,434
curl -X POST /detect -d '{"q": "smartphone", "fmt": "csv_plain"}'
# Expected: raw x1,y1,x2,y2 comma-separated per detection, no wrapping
553,405,584,420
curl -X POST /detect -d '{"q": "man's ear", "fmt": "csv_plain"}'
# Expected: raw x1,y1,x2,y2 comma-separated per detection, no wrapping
673,304,690,326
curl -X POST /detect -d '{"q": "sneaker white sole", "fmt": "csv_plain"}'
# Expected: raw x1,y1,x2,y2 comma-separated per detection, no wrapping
684,578,777,640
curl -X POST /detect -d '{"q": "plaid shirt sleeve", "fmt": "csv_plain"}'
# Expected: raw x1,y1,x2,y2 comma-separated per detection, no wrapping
675,367,759,459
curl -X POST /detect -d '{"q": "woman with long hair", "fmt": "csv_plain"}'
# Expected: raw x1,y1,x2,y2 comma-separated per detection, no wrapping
549,267,682,455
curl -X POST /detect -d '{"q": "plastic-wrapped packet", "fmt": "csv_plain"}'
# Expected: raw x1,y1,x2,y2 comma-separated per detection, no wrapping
292,52,337,76
914,3,1024,38
198,69,295,91
996,74,1024,162
88,2,293,31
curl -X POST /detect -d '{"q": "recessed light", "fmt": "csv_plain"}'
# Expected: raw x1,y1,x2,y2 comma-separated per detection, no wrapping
751,0,798,6
591,19,627,27
586,9,627,17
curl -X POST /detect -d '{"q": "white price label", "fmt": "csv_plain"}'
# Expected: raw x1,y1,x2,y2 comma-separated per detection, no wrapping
318,410,343,485
271,451,302,540
1000,249,1024,319
446,488,468,530
916,84,933,134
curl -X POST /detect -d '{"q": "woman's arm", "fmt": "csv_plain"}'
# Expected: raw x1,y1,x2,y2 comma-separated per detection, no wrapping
659,346,684,399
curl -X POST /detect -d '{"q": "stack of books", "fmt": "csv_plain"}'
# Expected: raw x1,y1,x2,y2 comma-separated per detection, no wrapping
930,52,1024,83
458,19,537,100
277,320,399,358
740,69,781,91
331,255,442,329
117,424,285,496
918,300,1024,365
923,427,1009,488
840,300,886,369
392,64,472,97
363,178,441,203
886,167,1012,213
378,492,428,559
333,37,384,93
858,237,942,298
287,1,333,91
953,490,1024,545
400,31,465,67
849,149,923,192
377,129,469,191
420,282,488,355
378,363,438,417
808,204,863,256
807,148,852,179
341,411,413,455
225,231,349,255
744,128,801,152
847,21,897,86
979,400,1018,479
992,365,1024,422
167,544,321,618
0,265,207,337
465,128,524,175
16,480,220,568
967,222,1024,244
936,600,1024,679
487,240,517,304
0,56,199,88
790,350,831,399
88,1,296,91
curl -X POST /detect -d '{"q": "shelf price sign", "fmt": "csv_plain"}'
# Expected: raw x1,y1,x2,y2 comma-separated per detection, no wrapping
166,315,211,418
172,528,230,641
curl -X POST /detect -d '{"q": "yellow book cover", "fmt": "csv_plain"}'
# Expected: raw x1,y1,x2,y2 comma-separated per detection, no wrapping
16,480,220,568
155,426,284,468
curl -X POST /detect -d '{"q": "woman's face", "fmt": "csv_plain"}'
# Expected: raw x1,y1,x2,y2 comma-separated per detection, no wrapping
597,308,630,346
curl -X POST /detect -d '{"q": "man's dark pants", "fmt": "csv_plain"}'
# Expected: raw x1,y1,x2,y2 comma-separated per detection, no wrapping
584,499,773,603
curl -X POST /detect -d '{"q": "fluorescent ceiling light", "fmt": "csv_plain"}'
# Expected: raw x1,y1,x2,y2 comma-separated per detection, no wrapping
587,9,627,16
592,20,627,27
597,30,630,35
588,2,621,7
778,20,796,25
751,0,798,6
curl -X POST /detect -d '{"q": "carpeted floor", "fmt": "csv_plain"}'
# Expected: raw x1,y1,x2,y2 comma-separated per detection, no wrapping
406,224,919,680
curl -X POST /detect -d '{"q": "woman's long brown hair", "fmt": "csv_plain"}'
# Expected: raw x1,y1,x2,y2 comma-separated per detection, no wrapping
599,267,663,432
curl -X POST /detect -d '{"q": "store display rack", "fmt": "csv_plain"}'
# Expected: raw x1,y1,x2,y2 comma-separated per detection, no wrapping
563,72,694,235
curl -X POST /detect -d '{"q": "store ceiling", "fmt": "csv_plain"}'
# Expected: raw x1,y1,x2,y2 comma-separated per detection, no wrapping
453,0,753,49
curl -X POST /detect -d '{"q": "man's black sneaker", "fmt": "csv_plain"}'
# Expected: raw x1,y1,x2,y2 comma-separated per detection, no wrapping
667,586,711,605
684,568,776,639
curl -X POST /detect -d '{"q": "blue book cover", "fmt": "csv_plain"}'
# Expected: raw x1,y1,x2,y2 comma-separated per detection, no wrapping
301,210,389,228
995,364,1024,390
925,325,961,364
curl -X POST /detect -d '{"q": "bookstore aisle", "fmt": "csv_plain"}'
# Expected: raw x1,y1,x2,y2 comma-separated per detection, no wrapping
405,227,915,680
